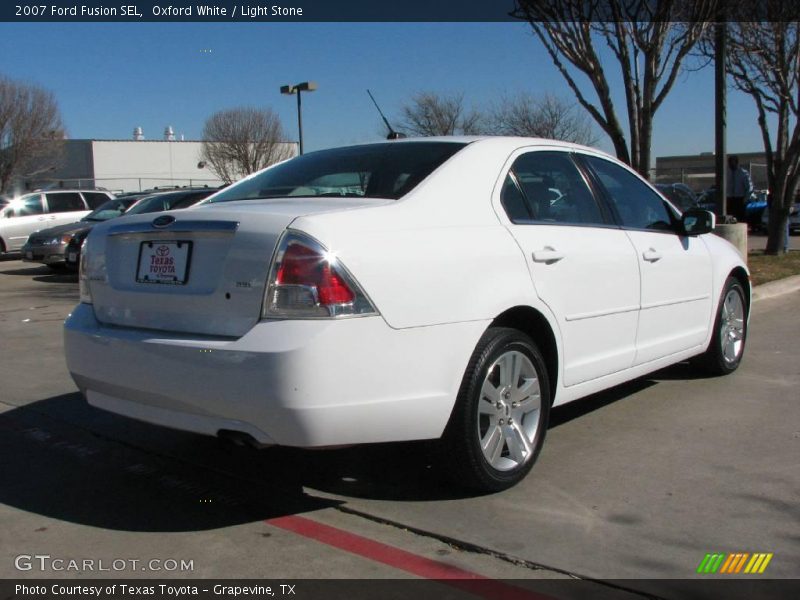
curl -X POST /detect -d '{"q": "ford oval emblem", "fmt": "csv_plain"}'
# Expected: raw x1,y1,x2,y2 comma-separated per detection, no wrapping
152,215,176,228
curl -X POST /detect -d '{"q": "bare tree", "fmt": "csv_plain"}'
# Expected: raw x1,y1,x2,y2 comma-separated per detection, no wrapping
0,76,65,193
488,93,597,145
714,5,800,255
200,107,293,184
399,92,484,136
512,0,715,177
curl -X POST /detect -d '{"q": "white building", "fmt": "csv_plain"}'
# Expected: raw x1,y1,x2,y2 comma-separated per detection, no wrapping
23,128,298,194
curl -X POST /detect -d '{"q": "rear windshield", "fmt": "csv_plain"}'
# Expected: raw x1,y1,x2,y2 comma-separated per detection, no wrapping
206,142,466,203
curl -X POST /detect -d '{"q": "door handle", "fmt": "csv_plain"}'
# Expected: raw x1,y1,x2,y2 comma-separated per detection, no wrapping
642,248,662,262
532,246,565,263
37,216,46,221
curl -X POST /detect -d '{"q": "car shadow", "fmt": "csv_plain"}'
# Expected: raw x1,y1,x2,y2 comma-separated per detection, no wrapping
32,271,78,284
645,360,716,382
0,265,77,283
0,394,340,533
0,265,49,276
549,378,655,428
1,363,711,525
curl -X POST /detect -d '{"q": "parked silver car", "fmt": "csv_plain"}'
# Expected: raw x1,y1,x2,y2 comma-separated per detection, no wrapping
21,196,138,269
0,189,114,254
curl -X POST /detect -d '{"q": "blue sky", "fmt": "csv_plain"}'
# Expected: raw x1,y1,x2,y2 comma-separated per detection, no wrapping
0,22,766,160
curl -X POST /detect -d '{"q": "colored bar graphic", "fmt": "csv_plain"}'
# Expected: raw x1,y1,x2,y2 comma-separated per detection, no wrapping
697,553,726,574
734,553,749,573
698,552,773,574
719,553,736,573
757,553,773,574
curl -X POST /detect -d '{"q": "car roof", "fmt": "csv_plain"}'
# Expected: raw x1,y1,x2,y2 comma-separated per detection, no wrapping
370,135,603,153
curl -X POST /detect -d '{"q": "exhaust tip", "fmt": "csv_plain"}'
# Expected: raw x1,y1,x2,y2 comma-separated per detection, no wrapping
217,429,271,449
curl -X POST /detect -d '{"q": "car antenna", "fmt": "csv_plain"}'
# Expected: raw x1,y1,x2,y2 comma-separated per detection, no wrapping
367,89,406,140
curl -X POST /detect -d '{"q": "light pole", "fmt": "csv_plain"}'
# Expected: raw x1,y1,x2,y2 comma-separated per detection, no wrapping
280,81,317,155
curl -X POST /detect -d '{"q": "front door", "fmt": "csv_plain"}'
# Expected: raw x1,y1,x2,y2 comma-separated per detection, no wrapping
582,155,713,365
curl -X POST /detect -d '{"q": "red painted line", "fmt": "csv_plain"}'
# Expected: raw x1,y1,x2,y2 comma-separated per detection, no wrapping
266,515,554,600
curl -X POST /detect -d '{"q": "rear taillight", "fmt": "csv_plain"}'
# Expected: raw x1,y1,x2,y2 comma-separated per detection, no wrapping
78,236,92,305
263,231,377,319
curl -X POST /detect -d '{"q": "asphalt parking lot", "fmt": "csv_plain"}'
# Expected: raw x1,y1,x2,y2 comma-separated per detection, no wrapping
0,256,798,598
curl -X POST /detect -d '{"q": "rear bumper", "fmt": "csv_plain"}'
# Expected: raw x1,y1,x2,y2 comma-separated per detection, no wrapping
21,243,66,264
64,303,486,447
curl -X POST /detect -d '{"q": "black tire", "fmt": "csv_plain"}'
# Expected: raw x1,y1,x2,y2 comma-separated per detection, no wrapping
441,327,550,493
693,277,748,376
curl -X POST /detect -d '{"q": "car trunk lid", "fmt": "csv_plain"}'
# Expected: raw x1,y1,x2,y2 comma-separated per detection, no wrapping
86,198,390,337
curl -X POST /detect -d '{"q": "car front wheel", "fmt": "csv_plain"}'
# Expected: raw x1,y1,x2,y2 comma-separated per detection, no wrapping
442,327,550,493
695,277,747,375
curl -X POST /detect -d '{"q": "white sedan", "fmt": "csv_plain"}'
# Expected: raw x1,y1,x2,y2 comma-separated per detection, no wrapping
64,137,749,491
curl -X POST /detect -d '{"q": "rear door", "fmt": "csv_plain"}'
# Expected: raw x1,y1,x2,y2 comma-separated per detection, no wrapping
581,155,713,365
45,192,91,226
499,149,640,387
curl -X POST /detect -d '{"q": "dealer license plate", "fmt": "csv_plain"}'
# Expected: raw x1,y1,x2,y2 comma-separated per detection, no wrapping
136,241,192,285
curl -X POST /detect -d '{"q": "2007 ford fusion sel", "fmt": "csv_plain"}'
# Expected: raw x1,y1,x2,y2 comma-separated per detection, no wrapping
64,138,749,491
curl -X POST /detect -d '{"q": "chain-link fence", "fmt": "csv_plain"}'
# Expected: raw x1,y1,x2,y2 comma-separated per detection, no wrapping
654,163,769,193
22,176,223,195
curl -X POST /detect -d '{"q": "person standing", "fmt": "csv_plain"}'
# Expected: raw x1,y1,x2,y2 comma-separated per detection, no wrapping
726,155,753,223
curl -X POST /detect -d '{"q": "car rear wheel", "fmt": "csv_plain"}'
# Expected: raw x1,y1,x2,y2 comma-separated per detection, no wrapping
442,327,550,493
694,277,747,375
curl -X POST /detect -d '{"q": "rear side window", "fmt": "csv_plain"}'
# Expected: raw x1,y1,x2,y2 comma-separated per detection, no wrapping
82,192,111,209
584,156,676,231
501,151,605,226
500,174,534,222
46,192,86,213
207,142,466,203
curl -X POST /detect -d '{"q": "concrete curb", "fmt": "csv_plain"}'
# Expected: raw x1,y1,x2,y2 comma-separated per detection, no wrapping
753,274,800,302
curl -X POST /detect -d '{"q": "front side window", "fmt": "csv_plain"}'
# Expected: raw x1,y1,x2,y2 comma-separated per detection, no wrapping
207,142,466,203
501,151,605,226
46,192,86,213
585,156,676,231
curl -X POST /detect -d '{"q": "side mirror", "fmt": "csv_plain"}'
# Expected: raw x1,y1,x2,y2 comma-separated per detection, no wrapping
682,209,715,236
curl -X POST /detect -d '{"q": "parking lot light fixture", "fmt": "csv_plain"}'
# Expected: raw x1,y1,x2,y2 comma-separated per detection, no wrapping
280,81,317,155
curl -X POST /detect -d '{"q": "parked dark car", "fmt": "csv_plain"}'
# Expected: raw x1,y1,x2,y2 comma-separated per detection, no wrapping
747,190,769,230
22,195,137,270
65,188,219,270
761,201,800,234
694,187,767,229
655,183,698,212
695,187,718,213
